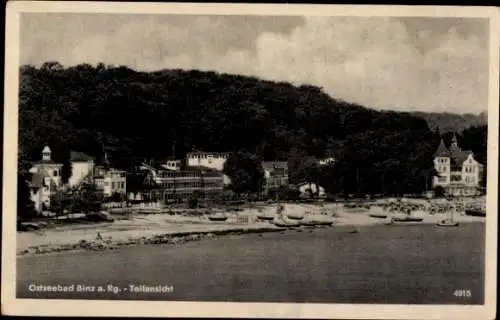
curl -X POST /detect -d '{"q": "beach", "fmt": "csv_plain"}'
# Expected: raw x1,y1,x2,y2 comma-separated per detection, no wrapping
16,202,485,257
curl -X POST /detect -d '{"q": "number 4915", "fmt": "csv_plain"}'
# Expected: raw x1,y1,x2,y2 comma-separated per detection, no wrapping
454,289,472,298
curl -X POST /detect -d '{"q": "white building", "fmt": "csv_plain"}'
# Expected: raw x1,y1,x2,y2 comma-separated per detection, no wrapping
186,151,231,185
318,157,335,166
186,151,229,171
94,165,127,197
28,146,63,212
68,151,95,187
433,135,484,197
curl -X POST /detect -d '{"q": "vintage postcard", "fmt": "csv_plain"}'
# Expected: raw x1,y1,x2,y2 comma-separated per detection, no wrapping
2,2,499,319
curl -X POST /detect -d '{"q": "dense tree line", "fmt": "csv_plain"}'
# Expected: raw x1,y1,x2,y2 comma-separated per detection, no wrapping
411,111,487,134
18,62,488,201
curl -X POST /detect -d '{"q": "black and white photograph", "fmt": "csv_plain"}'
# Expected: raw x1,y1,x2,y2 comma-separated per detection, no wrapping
2,2,499,319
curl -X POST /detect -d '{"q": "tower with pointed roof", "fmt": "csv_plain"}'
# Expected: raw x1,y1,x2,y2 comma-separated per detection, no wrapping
28,145,64,212
42,145,52,161
433,139,451,187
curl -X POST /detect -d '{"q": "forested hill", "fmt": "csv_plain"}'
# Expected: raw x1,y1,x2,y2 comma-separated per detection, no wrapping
410,111,487,134
20,62,453,194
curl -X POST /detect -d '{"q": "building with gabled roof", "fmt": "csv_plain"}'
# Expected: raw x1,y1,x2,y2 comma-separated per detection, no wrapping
433,134,484,197
68,150,95,187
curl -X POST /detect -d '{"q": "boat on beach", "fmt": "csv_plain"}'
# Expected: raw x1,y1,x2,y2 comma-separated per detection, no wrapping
208,213,228,222
392,216,423,222
286,212,305,220
301,220,317,227
257,214,275,221
437,206,459,227
273,219,301,228
436,219,459,227
314,220,334,226
465,209,486,217
301,217,334,227
272,202,302,227
369,213,387,219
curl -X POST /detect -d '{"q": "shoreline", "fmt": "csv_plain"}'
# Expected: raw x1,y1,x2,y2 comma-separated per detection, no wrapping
17,214,485,258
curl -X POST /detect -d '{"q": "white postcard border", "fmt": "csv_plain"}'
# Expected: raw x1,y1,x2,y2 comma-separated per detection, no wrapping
2,2,499,319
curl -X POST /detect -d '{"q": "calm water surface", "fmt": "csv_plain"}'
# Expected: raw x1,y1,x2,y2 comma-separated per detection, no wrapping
17,223,485,304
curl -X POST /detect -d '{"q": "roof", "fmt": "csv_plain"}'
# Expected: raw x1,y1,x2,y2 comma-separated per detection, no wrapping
434,138,476,165
30,171,49,189
31,159,63,166
95,165,126,173
185,165,219,172
138,161,177,173
261,161,288,171
42,146,51,153
450,148,471,166
433,140,450,158
70,151,95,162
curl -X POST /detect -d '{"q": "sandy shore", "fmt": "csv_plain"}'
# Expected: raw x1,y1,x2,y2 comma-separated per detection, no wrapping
16,203,484,257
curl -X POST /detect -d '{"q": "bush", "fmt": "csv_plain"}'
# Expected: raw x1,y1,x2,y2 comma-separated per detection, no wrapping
434,186,446,198
187,191,200,209
269,185,300,201
109,192,124,203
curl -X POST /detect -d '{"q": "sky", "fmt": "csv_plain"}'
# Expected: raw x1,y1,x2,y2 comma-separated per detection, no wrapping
20,13,490,114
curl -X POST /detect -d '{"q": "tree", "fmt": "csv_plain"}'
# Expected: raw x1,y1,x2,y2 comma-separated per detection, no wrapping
17,174,37,220
19,62,444,197
109,191,125,203
223,151,265,196
50,190,68,217
434,186,446,198
73,182,104,214
188,190,201,209
318,163,344,196
289,152,322,198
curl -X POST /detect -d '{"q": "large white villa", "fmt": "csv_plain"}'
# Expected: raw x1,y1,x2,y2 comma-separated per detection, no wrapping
433,135,484,197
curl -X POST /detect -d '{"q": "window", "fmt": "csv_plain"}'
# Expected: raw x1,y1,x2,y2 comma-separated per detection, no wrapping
121,182,125,189
53,170,58,176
